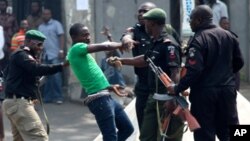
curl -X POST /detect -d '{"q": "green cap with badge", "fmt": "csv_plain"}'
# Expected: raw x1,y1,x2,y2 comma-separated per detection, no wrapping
143,8,167,23
25,30,46,41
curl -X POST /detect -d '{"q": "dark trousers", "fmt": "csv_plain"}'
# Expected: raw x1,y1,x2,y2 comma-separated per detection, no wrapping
190,86,239,141
135,90,149,130
88,95,134,141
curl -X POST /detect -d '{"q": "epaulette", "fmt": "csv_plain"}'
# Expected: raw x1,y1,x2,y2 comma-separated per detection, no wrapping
163,38,172,43
126,27,134,33
229,30,238,38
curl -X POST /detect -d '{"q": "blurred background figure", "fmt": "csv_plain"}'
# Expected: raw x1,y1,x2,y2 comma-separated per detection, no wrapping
0,2,18,136
39,9,65,104
27,0,43,29
0,0,18,71
10,19,29,52
0,26,4,141
205,0,228,26
0,25,4,61
101,50,126,87
219,16,241,91
219,16,230,30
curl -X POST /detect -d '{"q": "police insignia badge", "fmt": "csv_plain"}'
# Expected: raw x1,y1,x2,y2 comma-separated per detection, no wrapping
168,45,176,59
188,47,197,65
188,47,196,57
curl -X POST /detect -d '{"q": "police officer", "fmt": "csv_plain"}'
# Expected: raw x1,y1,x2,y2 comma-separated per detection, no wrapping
121,2,181,131
117,8,184,141
2,30,68,141
168,5,244,141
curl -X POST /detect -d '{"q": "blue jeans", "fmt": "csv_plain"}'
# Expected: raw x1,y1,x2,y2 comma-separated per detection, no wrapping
42,58,63,102
88,95,134,141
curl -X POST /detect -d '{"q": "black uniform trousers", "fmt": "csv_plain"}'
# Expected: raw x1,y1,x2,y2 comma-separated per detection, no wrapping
190,86,239,141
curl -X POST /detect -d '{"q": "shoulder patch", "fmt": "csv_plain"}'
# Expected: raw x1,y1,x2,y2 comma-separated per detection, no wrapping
168,45,176,59
188,47,196,57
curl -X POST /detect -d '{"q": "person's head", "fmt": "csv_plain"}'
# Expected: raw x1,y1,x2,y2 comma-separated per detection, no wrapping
69,23,91,44
219,17,230,30
206,0,217,6
24,30,46,55
31,0,42,15
20,20,29,31
137,2,156,25
189,5,213,32
42,9,52,23
143,8,166,37
0,0,7,13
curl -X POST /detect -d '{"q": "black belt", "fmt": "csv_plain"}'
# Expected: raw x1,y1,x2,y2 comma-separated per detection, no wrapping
6,94,33,100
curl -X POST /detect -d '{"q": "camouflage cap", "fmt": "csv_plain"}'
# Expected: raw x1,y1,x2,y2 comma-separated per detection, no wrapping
25,30,46,41
143,8,167,22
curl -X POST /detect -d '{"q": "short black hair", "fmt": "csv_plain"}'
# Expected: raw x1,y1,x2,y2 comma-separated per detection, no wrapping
69,23,85,37
31,0,42,7
192,5,213,22
220,16,228,21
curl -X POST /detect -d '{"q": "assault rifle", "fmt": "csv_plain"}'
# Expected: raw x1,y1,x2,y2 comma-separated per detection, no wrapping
146,57,200,132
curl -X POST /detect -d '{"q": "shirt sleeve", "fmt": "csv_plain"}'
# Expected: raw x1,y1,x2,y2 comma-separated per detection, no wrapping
14,51,62,76
67,43,88,61
56,21,64,35
232,37,244,73
220,2,228,18
175,42,204,93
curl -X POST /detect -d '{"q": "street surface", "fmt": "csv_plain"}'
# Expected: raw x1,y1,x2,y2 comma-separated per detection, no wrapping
2,81,250,141
3,101,100,141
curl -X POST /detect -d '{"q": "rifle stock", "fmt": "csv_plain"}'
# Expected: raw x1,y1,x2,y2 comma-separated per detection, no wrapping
173,105,201,131
147,57,200,132
173,96,200,131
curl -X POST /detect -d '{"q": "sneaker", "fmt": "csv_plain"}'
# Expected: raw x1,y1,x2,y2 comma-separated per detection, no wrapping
55,100,63,104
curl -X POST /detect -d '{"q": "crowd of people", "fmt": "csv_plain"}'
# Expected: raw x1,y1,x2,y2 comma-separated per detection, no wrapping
0,0,244,141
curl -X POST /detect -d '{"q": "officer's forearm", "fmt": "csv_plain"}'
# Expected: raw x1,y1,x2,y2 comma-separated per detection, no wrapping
119,55,147,67
170,67,180,83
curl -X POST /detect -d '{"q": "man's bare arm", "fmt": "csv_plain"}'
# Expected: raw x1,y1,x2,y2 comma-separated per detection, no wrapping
87,42,122,53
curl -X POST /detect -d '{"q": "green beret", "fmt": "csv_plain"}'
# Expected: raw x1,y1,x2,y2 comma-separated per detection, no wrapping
25,30,46,41
143,8,167,22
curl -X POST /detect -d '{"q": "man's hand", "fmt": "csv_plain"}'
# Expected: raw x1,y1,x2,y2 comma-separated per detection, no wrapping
167,84,189,96
62,60,70,67
106,56,122,70
107,84,127,97
58,50,64,59
121,37,139,51
167,84,176,94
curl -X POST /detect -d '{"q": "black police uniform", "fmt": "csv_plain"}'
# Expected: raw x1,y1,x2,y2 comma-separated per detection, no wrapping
4,47,63,100
126,23,152,129
139,34,184,141
124,23,181,129
175,24,244,141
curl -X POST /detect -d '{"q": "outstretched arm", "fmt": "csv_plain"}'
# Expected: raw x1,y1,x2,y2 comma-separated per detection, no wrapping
108,55,147,68
118,55,147,67
87,42,123,53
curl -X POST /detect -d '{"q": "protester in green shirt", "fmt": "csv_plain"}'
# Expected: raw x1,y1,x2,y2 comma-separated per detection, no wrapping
67,23,134,141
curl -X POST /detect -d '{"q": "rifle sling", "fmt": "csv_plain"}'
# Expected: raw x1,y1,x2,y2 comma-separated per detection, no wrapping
37,77,50,135
156,101,188,140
